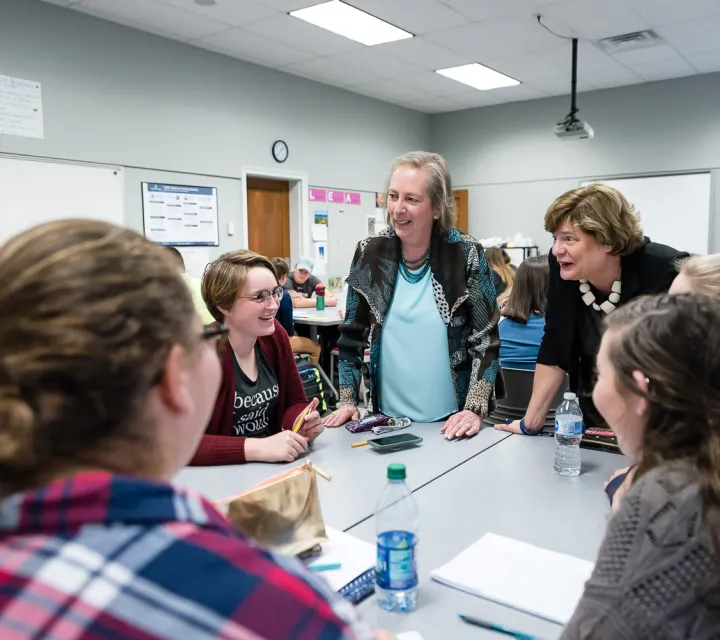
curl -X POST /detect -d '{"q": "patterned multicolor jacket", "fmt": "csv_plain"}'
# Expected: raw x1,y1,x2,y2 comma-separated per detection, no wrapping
338,223,504,418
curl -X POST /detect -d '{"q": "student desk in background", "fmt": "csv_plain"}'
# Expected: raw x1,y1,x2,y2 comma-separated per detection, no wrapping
351,435,626,640
293,307,342,342
174,423,511,533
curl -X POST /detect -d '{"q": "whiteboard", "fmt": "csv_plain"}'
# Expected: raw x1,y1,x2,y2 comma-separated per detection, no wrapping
142,182,219,246
0,156,124,245
583,173,711,255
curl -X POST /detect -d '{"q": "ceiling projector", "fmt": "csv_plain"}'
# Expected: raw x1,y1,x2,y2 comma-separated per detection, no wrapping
554,118,594,140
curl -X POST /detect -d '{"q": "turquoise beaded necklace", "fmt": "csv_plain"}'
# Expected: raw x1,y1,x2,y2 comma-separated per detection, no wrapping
399,247,431,284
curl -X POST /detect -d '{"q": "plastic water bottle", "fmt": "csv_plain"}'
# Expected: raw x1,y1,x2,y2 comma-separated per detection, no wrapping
554,392,584,477
375,463,419,612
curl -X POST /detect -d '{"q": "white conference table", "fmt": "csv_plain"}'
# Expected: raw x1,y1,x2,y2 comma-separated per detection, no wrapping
174,423,512,532
293,306,342,341
351,435,625,640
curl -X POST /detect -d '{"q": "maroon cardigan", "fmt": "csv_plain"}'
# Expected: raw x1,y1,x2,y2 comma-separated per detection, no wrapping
190,321,309,466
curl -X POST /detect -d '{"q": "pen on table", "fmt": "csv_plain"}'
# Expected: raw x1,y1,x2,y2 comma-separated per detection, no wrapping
351,441,368,448
309,563,342,573
459,615,543,640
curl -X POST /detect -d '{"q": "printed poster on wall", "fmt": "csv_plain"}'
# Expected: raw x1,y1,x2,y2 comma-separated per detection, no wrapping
0,74,44,139
312,210,328,241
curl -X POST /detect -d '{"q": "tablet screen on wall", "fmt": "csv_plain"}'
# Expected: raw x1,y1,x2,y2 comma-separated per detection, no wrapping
142,182,219,246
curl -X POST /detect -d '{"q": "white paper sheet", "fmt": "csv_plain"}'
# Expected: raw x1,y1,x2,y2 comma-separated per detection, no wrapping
0,75,44,139
431,533,594,625
308,527,375,592
397,633,424,640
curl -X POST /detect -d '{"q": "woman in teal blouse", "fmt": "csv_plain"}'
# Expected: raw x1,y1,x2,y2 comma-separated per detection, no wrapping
324,152,502,440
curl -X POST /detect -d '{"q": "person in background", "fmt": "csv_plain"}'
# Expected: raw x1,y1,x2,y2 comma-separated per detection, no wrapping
499,255,549,371
273,255,322,367
485,247,516,298
271,256,295,335
562,294,720,639
192,250,324,466
325,151,502,439
607,252,720,510
0,220,378,640
284,256,338,308
165,245,214,325
498,184,688,436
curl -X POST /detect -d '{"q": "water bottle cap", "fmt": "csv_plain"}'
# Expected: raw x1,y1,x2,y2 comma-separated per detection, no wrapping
387,463,406,480
564,392,577,400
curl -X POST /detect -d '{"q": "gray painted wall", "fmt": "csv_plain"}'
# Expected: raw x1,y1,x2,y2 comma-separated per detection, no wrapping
0,0,429,254
432,73,720,253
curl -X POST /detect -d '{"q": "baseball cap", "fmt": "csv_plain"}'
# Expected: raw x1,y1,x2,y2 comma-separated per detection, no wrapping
296,256,314,274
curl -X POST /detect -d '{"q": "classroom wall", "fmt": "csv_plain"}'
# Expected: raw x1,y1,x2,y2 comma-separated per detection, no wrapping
431,73,720,253
0,0,429,254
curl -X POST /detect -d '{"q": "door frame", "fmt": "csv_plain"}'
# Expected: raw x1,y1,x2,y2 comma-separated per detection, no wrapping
241,165,309,264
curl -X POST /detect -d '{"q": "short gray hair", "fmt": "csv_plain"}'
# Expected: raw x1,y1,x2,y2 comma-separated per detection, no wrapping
384,151,457,232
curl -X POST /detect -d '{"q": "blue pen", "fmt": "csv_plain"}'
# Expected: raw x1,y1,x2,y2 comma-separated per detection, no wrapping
459,615,543,640
309,563,342,573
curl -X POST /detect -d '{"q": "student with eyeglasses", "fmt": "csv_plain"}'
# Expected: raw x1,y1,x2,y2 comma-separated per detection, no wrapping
191,250,326,466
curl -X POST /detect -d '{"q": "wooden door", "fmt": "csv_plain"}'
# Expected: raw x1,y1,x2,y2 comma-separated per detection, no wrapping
246,177,290,259
453,189,469,234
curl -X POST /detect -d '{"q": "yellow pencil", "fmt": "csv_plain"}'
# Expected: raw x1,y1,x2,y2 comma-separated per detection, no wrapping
352,441,369,448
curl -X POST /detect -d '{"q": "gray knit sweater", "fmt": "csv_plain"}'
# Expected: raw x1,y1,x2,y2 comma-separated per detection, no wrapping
562,464,720,639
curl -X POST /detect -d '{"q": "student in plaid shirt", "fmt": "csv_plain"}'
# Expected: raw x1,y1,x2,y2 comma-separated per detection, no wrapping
0,220,392,640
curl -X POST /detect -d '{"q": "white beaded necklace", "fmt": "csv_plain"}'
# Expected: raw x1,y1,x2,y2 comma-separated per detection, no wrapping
579,275,622,315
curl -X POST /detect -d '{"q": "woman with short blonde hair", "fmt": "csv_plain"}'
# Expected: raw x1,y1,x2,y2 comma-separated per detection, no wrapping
498,183,688,435
670,253,720,297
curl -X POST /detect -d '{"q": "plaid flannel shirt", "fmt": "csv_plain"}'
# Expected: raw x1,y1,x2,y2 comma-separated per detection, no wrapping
0,472,373,640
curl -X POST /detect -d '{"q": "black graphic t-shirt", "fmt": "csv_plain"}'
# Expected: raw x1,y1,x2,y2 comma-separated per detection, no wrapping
231,344,279,438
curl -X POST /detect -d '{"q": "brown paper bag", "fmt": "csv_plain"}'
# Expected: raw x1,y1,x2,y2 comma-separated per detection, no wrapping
215,462,331,556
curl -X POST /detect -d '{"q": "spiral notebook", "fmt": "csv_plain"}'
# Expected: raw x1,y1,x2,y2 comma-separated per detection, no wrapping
431,533,594,625
308,528,376,604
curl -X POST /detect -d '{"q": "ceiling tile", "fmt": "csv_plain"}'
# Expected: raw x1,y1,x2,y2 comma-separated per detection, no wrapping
483,52,565,82
347,79,428,102
400,70,488,95
197,28,316,65
525,74,596,96
538,41,622,73
628,56,698,81
449,89,504,109
75,0,229,40
243,13,363,55
41,0,77,6
656,15,720,56
585,65,643,88
482,83,551,102
543,0,650,40
403,95,462,113
157,0,278,28
441,0,539,21
425,22,527,60
486,13,578,52
345,0,468,35
611,43,684,65
283,57,380,86
71,3,185,40
624,0,720,28
374,37,471,70
330,48,426,79
686,49,720,73
249,0,319,10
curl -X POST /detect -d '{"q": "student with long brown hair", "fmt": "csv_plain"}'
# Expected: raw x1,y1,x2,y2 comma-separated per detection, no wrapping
562,293,720,638
485,247,516,297
0,220,376,640
499,255,549,370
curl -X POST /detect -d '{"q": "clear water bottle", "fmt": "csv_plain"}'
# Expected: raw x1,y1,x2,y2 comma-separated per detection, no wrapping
554,392,584,477
375,463,419,612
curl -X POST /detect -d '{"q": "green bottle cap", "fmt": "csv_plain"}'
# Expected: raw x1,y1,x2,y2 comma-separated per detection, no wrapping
387,463,406,480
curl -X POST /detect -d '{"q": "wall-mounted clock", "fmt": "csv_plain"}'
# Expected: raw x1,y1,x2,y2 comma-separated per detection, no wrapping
272,140,289,163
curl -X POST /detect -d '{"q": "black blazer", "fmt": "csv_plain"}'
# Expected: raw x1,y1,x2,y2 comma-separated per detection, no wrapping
537,238,688,413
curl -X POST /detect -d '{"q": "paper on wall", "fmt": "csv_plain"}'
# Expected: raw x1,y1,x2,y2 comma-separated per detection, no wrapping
313,241,327,276
178,247,211,278
312,210,328,241
0,75,44,139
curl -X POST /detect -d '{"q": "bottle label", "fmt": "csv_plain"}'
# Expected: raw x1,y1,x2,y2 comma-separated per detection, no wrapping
376,531,418,591
555,418,584,436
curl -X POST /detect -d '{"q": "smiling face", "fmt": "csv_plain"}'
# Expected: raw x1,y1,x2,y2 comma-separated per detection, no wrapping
387,165,435,246
221,266,278,339
593,329,649,461
293,268,311,285
552,220,612,282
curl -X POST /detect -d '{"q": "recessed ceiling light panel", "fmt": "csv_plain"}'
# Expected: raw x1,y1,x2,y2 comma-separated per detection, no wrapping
436,63,519,91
